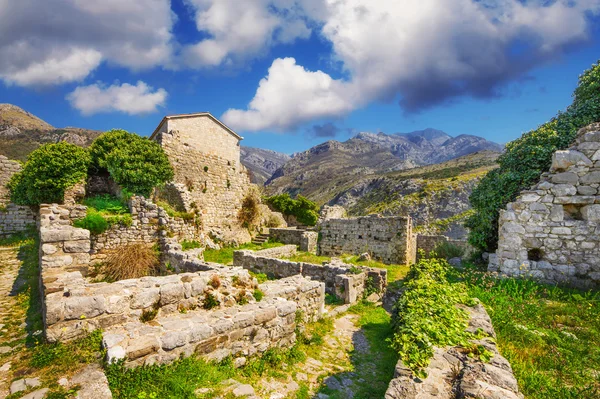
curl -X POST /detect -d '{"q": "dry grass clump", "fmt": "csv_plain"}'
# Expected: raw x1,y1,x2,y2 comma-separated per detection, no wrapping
104,244,159,281
210,274,221,289
238,187,261,228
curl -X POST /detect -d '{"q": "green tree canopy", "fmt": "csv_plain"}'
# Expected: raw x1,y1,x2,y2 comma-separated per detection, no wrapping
9,142,90,205
467,60,600,252
265,193,319,226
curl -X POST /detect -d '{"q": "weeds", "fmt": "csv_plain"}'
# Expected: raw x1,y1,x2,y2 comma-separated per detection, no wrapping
103,244,159,281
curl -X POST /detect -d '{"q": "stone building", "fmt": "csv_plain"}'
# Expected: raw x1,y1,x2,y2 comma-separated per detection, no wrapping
490,123,600,288
150,113,252,243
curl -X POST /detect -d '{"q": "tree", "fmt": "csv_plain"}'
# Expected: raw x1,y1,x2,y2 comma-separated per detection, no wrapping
9,142,90,205
88,129,139,173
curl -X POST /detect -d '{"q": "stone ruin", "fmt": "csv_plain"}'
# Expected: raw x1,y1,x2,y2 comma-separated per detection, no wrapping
491,123,600,288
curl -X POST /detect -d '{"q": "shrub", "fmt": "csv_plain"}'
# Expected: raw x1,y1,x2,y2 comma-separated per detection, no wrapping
9,142,90,206
238,188,261,228
265,193,319,226
73,209,109,234
253,289,264,302
82,194,128,214
210,274,221,289
203,292,219,309
103,244,159,281
467,60,600,252
430,241,465,260
89,129,174,197
390,257,479,377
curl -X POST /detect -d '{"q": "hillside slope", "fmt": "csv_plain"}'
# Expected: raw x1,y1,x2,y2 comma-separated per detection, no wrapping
0,104,103,161
240,146,290,184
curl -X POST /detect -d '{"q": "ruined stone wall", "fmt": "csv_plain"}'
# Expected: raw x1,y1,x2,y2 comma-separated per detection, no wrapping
318,215,416,265
269,228,318,253
153,122,251,243
490,123,600,288
253,244,298,259
233,250,387,304
0,204,36,236
0,155,20,205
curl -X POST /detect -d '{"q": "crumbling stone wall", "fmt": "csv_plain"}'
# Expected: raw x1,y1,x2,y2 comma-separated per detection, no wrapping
0,204,36,236
233,250,387,304
318,215,417,265
491,123,600,288
268,228,318,253
0,155,20,205
152,120,252,243
318,205,347,222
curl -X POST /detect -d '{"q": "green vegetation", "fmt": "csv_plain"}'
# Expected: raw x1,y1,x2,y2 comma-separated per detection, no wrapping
155,200,195,221
252,289,264,302
390,257,482,378
9,142,90,205
467,60,600,252
265,193,319,226
73,195,133,235
238,188,261,228
460,268,600,399
203,241,284,265
181,240,202,251
428,241,465,260
105,318,334,399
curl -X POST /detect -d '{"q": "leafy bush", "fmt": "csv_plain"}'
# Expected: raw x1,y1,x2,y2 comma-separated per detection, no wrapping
73,209,109,234
82,194,128,214
265,193,319,226
9,142,90,205
467,60,600,251
89,129,173,197
253,289,264,302
103,244,159,281
430,241,465,260
73,196,132,235
390,257,479,377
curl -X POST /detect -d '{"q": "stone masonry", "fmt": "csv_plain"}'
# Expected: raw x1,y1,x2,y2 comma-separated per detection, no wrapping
318,214,417,265
269,228,318,253
0,155,20,205
491,123,600,288
233,248,387,304
151,113,252,244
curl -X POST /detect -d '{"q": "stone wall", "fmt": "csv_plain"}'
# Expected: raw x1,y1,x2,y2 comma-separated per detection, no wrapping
318,205,347,222
385,303,523,399
0,204,36,236
269,228,318,253
318,215,417,265
490,123,600,288
253,244,298,259
0,155,20,205
153,120,252,243
233,250,387,304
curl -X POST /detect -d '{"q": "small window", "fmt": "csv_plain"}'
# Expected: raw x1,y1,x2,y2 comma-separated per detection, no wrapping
528,248,543,261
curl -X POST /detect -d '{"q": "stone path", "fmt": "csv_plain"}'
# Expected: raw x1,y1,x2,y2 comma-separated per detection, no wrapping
0,245,28,398
250,312,371,399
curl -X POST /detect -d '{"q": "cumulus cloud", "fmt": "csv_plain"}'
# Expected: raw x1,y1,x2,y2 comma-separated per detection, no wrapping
181,0,312,67
223,0,600,131
0,0,174,86
222,58,354,131
67,81,168,116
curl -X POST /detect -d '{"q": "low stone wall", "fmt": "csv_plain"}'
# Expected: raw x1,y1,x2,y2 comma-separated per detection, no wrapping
0,203,36,236
233,250,387,304
253,244,297,258
385,303,523,399
260,275,324,322
491,123,600,288
318,215,417,265
102,297,299,367
269,228,318,253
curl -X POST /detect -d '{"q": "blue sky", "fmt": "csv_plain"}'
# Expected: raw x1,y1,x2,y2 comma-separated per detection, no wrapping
1,1,599,154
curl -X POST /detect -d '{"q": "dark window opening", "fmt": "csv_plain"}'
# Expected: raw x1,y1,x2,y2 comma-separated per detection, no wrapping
528,248,543,261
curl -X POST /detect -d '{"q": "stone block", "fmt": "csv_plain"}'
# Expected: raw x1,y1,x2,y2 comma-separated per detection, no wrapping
64,295,106,320
552,150,592,170
581,204,600,222
126,335,160,360
64,240,91,253
131,288,160,309
551,172,579,184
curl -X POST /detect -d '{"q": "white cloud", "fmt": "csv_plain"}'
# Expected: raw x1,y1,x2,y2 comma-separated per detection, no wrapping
67,81,168,116
223,0,600,131
0,0,174,87
182,0,312,67
222,58,354,131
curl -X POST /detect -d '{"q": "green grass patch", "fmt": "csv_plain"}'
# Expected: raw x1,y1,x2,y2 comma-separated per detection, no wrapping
155,200,196,221
74,194,133,234
203,241,284,265
82,194,128,214
181,240,202,251
460,267,600,399
0,226,36,247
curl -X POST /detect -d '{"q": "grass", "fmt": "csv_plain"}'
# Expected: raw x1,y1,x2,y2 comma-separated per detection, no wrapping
155,200,195,221
459,266,600,399
1,235,104,398
74,194,133,234
203,241,284,265
82,194,128,214
181,240,202,251
105,317,334,399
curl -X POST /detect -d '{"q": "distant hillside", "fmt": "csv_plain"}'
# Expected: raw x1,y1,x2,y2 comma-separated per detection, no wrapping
240,146,290,185
0,103,101,161
265,128,502,204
